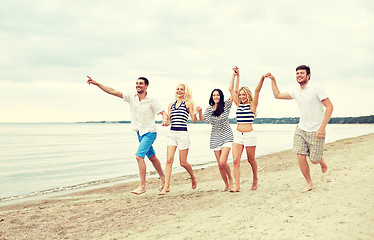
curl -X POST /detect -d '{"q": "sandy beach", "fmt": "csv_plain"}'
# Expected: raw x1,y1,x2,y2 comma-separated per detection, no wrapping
1,133,373,240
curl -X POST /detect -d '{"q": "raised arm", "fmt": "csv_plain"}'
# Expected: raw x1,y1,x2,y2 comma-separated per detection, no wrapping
268,73,292,100
87,76,123,98
229,66,240,106
250,74,266,113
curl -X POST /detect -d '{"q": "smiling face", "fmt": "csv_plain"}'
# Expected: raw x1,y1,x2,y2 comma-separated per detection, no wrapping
136,79,147,94
239,89,248,104
175,84,185,99
296,69,310,86
212,90,221,104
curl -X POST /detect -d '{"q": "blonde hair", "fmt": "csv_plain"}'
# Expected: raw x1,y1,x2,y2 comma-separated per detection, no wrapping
175,83,194,105
238,86,253,103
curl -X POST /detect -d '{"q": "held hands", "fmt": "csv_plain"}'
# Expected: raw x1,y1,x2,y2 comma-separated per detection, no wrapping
232,66,239,76
195,106,202,115
262,72,275,81
162,119,170,127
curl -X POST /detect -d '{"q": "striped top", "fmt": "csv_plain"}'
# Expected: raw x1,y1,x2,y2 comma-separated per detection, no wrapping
170,101,189,131
203,98,234,149
236,103,255,123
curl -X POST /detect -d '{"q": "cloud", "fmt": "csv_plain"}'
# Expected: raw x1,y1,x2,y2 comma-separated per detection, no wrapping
0,0,373,121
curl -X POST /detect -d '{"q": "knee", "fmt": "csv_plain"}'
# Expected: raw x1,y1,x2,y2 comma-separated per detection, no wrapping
247,156,256,164
166,157,174,165
233,158,240,166
218,161,226,169
180,161,188,168
136,155,144,163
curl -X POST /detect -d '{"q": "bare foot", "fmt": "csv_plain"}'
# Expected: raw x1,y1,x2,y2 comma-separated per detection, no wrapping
159,187,170,195
229,186,240,192
320,159,327,173
251,178,258,190
159,178,166,191
221,186,230,192
131,186,146,195
191,177,197,189
228,178,234,190
301,184,313,193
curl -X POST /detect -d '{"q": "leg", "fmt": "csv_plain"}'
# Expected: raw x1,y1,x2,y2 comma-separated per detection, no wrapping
132,132,157,195
179,148,197,189
245,146,258,190
131,155,147,195
148,154,166,191
231,143,244,192
297,154,313,193
159,145,177,195
218,147,234,191
214,150,229,191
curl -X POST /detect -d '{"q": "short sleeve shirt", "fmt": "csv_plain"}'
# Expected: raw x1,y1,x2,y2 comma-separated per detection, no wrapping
123,91,164,136
290,83,328,132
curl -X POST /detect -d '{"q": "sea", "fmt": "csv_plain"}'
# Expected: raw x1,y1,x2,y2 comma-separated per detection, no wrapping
1,123,373,204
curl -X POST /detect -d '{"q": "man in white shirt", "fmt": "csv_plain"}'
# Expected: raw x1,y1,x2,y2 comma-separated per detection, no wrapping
87,76,169,195
267,65,334,193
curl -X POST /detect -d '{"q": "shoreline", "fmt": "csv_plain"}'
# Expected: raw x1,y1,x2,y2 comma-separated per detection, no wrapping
1,133,374,239
1,127,368,205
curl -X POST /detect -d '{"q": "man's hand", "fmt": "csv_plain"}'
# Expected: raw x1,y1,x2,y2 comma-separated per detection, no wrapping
87,76,98,86
315,127,326,139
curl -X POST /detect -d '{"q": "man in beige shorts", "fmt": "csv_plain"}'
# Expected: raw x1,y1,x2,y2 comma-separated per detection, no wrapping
267,65,334,192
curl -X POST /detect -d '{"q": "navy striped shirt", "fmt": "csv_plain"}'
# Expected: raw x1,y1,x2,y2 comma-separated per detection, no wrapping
170,101,189,131
236,103,255,123
203,98,234,149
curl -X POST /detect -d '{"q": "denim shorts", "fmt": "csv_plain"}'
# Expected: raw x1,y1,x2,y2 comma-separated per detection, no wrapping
136,131,157,159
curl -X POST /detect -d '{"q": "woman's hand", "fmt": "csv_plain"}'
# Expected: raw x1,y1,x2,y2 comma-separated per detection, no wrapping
232,66,239,76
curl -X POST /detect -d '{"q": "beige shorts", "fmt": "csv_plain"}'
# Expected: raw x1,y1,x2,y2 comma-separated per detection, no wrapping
293,126,325,162
167,130,190,150
233,129,257,147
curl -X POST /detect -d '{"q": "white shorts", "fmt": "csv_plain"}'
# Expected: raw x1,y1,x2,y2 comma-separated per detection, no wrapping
167,130,190,150
212,142,233,151
234,129,257,147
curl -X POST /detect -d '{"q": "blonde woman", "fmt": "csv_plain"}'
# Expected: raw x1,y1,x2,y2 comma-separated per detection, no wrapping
229,67,267,192
159,83,199,195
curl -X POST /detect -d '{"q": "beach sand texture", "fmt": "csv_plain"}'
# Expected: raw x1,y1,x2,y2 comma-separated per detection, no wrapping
1,134,373,240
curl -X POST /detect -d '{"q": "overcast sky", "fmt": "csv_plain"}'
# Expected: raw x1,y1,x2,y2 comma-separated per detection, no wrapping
1,0,373,122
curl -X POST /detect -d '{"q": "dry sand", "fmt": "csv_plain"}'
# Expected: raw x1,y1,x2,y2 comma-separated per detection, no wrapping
1,133,373,240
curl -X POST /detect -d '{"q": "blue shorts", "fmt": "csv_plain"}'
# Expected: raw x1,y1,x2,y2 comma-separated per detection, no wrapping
136,132,157,159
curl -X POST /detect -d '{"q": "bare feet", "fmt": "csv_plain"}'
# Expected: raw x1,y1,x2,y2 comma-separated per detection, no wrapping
228,178,234,190
191,177,197,189
301,184,313,193
221,186,230,192
320,159,328,173
131,186,146,195
229,186,240,192
159,187,170,195
251,178,258,190
159,178,166,191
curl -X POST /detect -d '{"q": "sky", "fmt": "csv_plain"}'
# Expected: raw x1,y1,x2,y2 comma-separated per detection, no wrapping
1,0,373,122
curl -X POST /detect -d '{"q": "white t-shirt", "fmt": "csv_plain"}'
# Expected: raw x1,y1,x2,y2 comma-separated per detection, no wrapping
123,91,164,136
290,83,328,132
